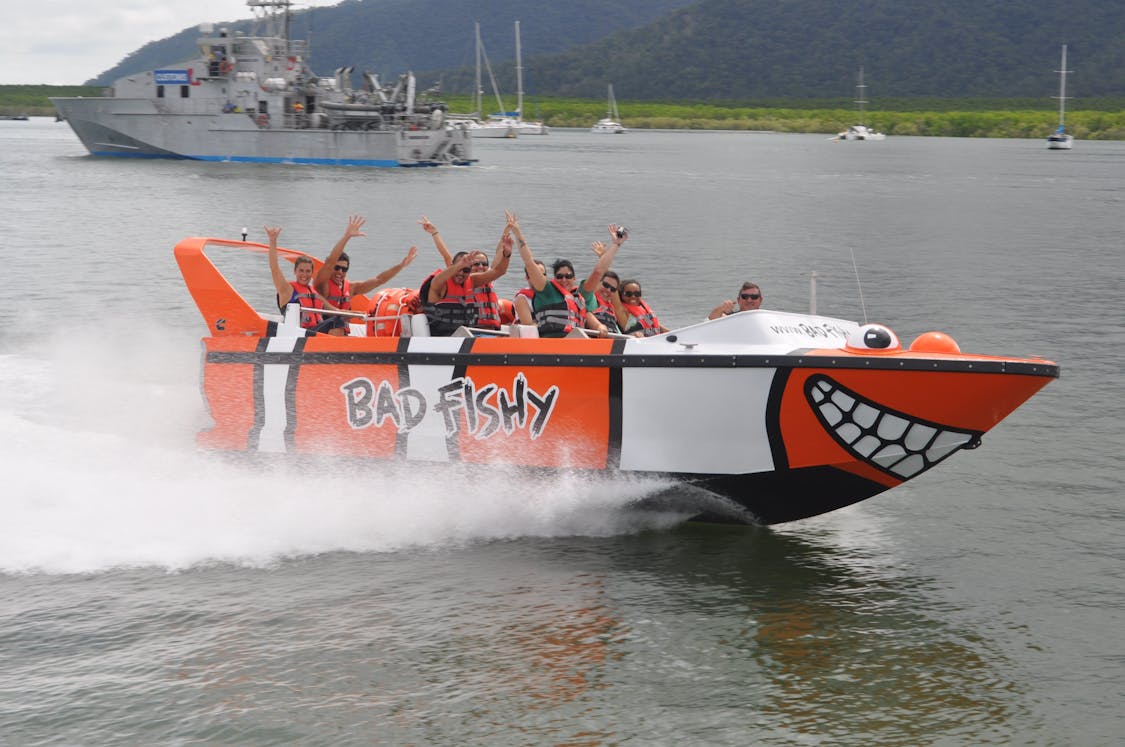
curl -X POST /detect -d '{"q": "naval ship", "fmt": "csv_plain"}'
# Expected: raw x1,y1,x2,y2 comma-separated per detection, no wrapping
51,0,473,167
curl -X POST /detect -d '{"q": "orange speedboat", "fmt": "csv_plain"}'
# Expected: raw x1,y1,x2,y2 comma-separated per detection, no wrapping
176,237,1059,524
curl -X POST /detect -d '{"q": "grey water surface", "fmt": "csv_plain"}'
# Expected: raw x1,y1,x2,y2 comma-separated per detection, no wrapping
1,119,1121,745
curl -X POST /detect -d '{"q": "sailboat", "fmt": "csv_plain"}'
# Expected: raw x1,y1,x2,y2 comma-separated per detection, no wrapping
463,23,517,139
512,21,548,135
591,84,626,134
834,67,885,141
1047,44,1074,150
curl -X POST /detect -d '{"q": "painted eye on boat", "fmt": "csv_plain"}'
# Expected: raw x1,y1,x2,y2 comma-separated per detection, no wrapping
846,324,900,351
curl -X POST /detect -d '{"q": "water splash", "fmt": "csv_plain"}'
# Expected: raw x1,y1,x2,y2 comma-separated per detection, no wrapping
1,325,684,575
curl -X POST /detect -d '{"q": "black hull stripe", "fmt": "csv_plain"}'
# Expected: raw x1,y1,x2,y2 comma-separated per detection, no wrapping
207,350,1059,378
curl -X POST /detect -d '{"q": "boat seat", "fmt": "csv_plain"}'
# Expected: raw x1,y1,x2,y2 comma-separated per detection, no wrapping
508,324,538,338
410,313,431,337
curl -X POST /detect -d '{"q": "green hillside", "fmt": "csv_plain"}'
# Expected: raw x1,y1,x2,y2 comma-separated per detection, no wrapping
89,0,699,86
88,0,1125,102
513,0,1125,99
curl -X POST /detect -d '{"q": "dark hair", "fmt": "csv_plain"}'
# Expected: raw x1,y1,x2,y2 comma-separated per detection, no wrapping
451,251,470,263
552,259,574,275
602,270,620,282
621,279,642,295
337,251,350,266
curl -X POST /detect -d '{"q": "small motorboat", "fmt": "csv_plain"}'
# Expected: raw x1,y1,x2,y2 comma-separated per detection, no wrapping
175,236,1058,525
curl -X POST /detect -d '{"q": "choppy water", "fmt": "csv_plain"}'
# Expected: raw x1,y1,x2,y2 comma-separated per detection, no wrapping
1,119,1122,745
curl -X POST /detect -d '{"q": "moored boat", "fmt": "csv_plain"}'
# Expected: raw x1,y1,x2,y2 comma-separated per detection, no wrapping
176,236,1058,525
591,84,626,134
1047,44,1074,150
834,67,886,141
50,0,473,167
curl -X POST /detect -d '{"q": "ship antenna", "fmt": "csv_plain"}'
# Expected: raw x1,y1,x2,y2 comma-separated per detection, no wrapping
850,247,868,324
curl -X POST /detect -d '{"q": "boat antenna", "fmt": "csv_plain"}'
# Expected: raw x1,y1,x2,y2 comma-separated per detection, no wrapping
850,248,868,324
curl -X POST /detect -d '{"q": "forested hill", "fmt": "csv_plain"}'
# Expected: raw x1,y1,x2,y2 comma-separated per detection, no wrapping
89,0,699,86
510,0,1125,99
94,0,1125,100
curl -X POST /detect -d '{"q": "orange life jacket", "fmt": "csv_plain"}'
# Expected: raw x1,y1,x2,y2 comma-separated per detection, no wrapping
471,281,502,330
622,299,662,337
281,281,324,328
323,278,352,310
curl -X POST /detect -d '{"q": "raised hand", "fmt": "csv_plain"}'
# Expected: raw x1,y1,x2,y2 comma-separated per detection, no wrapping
344,214,366,239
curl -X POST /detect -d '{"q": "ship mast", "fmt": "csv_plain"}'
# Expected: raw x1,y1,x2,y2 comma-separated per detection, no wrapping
247,0,293,43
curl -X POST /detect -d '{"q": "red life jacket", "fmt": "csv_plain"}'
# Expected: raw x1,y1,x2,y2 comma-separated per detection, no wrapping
471,281,501,330
420,269,478,336
281,281,324,328
323,278,352,310
622,299,662,337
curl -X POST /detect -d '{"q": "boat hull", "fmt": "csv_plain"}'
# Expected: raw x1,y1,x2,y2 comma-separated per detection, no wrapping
1047,134,1073,150
193,333,1055,524
51,98,473,167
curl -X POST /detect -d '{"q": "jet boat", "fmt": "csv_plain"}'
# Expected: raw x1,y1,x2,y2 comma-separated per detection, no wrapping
176,236,1059,524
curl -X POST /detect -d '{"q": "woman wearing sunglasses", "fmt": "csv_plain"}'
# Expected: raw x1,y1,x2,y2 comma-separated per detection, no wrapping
707,282,763,319
614,280,671,337
509,213,625,338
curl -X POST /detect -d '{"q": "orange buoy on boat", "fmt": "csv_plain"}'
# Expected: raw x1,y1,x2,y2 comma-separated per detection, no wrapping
368,287,420,337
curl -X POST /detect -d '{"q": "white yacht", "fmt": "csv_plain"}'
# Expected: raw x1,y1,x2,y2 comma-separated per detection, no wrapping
591,84,626,134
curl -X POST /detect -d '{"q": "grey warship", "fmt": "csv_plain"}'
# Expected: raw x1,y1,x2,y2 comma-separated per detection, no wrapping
51,0,473,167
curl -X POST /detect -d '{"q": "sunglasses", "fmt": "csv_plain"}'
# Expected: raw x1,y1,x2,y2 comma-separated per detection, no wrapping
622,290,642,298
601,281,619,293
555,272,575,280
334,264,349,273
740,293,761,300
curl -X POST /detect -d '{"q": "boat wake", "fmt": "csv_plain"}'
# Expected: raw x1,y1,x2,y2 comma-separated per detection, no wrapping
0,326,685,575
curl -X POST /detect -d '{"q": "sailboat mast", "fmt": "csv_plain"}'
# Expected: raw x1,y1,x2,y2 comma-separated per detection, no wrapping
1055,44,1070,127
474,22,482,118
515,21,524,122
855,67,868,126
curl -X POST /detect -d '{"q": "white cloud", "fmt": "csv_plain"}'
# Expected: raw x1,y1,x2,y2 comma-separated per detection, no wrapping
1,1,341,85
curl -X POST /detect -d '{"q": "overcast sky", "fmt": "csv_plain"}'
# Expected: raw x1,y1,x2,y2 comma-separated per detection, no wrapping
1,1,342,86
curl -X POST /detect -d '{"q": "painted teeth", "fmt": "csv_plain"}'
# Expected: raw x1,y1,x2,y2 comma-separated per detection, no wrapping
806,375,981,479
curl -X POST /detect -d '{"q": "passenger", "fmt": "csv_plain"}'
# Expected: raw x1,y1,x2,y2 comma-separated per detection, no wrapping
313,215,418,334
265,224,340,330
514,260,546,326
615,279,671,337
707,282,763,319
417,216,512,333
509,213,624,338
418,253,476,336
590,269,622,334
